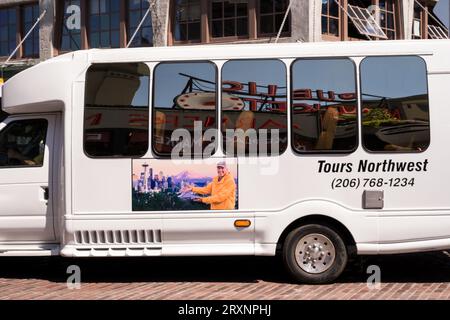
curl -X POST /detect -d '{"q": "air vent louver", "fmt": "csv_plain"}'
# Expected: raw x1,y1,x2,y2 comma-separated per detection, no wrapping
73,230,162,245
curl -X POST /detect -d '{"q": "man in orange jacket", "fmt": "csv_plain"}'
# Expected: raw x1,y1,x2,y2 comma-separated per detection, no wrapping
186,161,236,210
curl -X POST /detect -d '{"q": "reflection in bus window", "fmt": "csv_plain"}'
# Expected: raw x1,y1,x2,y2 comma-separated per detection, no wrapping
153,61,217,158
221,59,287,156
0,119,47,167
291,59,358,153
360,56,430,152
84,63,149,157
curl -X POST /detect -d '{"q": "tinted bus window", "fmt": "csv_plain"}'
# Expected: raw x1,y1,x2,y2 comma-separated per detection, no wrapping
84,63,149,157
291,58,358,153
360,56,429,152
0,119,47,167
221,59,287,156
153,61,217,158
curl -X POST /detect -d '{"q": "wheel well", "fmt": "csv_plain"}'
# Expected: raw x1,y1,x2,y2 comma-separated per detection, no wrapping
276,215,357,256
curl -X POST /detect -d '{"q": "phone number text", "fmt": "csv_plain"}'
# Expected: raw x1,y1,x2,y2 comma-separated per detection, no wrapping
331,177,415,190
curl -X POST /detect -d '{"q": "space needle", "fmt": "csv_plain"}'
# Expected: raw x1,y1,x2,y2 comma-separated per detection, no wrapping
142,162,149,193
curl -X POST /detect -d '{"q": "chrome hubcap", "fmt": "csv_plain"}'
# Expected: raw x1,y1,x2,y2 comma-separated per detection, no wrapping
294,233,336,274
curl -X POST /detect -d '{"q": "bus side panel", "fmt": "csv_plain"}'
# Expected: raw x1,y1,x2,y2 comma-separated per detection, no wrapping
254,200,378,249
377,73,450,244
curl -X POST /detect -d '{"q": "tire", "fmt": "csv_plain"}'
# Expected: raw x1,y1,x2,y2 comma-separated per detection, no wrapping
282,224,348,284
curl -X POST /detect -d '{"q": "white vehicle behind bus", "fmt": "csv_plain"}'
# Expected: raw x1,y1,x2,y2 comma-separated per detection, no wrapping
0,40,449,284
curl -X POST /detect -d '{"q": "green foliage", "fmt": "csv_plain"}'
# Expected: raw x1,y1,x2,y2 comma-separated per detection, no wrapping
132,190,209,211
363,108,397,128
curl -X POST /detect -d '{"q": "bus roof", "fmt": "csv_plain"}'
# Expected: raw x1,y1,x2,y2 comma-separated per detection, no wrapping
85,39,450,67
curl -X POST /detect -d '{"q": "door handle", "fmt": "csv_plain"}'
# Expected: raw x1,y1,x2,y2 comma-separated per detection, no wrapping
41,186,49,201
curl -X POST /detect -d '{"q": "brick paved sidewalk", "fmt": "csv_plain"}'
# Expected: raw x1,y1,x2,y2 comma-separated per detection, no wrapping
0,251,449,300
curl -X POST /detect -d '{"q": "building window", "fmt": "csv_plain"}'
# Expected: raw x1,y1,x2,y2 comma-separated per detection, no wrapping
221,59,287,156
291,58,358,153
0,8,17,57
153,61,217,157
321,0,340,37
128,0,153,47
173,0,201,42
428,24,448,39
84,63,150,157
412,1,423,39
360,56,430,152
378,0,396,39
22,3,40,57
58,0,156,51
427,10,448,39
88,0,121,48
60,0,82,51
171,0,291,45
324,0,399,40
211,0,248,38
347,0,372,40
259,0,290,36
410,1,447,40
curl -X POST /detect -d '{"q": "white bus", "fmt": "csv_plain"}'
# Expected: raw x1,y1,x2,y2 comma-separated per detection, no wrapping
1,40,449,284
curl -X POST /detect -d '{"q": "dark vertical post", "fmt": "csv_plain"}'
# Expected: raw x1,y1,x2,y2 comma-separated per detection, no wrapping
80,0,88,49
120,0,127,47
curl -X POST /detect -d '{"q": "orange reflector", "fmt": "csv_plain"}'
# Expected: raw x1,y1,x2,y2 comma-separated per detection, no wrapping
234,220,251,228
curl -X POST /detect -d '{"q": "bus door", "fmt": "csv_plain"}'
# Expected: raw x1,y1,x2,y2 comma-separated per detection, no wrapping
0,114,57,242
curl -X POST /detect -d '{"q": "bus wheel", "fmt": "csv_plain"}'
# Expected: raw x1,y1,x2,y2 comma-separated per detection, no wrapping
282,224,348,284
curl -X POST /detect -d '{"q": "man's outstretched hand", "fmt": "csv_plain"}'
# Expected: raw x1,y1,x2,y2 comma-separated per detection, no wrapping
181,184,194,193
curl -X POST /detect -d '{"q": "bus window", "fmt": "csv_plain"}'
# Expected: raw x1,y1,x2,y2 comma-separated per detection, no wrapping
153,61,217,158
291,58,358,153
221,59,287,156
0,119,47,167
360,56,430,153
0,110,8,122
84,63,149,157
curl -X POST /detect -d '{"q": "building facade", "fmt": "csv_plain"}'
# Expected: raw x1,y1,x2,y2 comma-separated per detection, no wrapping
0,0,446,79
